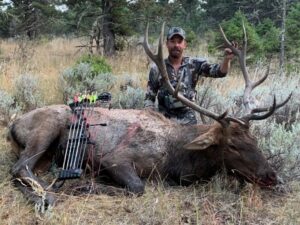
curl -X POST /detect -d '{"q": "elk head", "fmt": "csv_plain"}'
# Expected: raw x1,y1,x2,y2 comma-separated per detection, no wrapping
183,120,278,186
143,22,290,187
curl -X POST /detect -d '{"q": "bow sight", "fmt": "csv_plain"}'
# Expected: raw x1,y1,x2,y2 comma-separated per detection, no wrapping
58,92,111,180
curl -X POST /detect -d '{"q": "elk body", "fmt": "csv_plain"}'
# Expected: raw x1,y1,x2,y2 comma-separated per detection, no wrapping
8,104,278,206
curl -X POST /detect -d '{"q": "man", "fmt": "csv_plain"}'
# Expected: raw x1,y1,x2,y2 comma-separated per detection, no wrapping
144,26,235,125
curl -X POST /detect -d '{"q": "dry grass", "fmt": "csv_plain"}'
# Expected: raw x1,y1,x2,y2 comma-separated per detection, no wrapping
0,37,300,225
0,38,87,104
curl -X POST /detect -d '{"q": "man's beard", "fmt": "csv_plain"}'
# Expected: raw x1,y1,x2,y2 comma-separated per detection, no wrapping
169,48,182,59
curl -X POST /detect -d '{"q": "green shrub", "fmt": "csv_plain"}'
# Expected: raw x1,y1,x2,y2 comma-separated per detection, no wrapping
59,62,115,103
185,29,197,47
215,11,264,61
256,18,280,54
257,121,300,182
77,55,112,77
114,86,145,109
0,90,21,126
206,29,217,55
118,73,142,90
13,74,42,112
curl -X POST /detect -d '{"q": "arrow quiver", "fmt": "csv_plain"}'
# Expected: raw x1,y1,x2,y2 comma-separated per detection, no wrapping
58,92,111,180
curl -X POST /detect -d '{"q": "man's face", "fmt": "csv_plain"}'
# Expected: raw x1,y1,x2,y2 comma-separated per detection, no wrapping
166,35,187,59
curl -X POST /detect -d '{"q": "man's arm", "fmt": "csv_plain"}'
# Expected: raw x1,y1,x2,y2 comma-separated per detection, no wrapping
199,61,227,78
198,45,235,78
219,45,235,74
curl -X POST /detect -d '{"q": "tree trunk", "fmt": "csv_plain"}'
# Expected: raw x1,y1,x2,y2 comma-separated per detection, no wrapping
101,0,116,56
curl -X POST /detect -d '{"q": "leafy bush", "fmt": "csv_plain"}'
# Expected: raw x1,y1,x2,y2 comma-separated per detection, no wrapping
93,73,116,93
208,13,282,64
256,121,300,182
1,74,44,120
205,30,218,54
118,73,142,91
59,58,115,103
13,74,42,112
185,29,197,47
256,18,280,54
0,90,20,126
213,11,264,61
77,55,112,76
114,86,145,109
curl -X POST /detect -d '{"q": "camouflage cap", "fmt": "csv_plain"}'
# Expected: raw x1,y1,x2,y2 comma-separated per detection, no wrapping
167,27,186,40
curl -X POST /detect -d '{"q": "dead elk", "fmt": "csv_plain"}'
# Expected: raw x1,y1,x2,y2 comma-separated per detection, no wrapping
8,101,285,207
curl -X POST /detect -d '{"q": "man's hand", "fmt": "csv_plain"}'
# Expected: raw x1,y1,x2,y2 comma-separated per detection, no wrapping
220,41,238,74
224,41,238,60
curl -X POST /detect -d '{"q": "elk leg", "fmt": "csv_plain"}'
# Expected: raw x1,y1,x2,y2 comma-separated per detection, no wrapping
103,162,145,195
11,136,57,206
12,179,56,209
12,153,48,187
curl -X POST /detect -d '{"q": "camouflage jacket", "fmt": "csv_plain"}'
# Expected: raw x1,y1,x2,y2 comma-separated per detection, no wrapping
144,56,227,110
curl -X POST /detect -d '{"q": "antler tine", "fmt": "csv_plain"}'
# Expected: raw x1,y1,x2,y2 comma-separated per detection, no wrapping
251,93,292,114
143,22,174,95
143,23,229,122
241,21,247,60
143,23,157,65
158,22,164,63
219,23,251,106
253,61,270,89
143,22,171,91
219,25,240,57
174,73,183,97
242,96,277,122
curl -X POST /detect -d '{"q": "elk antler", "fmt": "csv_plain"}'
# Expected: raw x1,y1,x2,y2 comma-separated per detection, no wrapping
219,22,270,113
143,22,228,122
241,94,292,122
242,96,276,121
251,93,292,114
219,22,292,122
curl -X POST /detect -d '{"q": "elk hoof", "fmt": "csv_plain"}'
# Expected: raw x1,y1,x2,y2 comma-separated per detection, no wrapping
34,194,56,213
126,183,145,196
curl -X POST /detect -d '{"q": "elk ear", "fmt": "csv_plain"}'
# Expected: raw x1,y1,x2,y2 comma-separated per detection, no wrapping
183,130,220,150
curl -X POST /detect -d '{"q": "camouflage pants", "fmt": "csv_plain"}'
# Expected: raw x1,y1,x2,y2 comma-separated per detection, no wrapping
159,107,197,125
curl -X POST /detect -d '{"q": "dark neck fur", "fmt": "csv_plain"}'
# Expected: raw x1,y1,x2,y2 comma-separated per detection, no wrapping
163,125,223,185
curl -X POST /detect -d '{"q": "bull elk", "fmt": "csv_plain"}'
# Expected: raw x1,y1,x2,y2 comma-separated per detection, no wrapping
7,23,290,208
